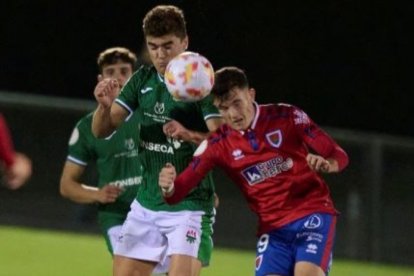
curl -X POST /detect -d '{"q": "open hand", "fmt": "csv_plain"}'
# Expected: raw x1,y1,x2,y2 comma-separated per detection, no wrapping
94,76,120,109
163,120,189,141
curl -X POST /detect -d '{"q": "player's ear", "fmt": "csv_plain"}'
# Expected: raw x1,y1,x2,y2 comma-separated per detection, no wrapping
248,88,256,101
97,74,103,83
182,36,189,50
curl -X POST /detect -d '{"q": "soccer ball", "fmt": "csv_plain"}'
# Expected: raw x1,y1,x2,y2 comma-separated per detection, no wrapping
165,51,214,102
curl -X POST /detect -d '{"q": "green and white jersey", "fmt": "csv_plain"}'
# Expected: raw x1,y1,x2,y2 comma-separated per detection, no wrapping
116,65,221,213
67,111,142,226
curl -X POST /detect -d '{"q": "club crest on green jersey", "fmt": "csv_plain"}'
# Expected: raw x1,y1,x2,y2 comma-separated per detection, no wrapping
124,138,135,150
166,136,182,149
185,229,197,244
154,102,165,114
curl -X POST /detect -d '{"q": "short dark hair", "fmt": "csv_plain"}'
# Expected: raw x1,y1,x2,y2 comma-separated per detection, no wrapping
211,66,249,101
142,5,187,39
97,47,137,73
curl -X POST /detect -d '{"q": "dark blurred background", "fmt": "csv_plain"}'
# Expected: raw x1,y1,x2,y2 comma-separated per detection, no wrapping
1,0,414,267
0,0,411,136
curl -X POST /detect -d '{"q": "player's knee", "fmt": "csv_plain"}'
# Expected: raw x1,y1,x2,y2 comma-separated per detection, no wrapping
294,261,325,276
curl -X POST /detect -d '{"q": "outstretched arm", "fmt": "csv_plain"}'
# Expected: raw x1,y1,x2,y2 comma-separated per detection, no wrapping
159,162,205,204
163,117,223,145
292,107,349,173
91,78,129,138
60,161,123,204
306,152,340,173
305,131,348,173
301,125,348,173
162,120,208,145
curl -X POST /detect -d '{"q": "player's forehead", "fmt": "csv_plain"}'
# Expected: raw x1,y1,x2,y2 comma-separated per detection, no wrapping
215,89,243,109
102,61,132,71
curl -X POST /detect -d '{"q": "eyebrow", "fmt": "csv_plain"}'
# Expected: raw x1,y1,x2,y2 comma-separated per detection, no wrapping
104,65,130,70
217,102,230,110
147,41,174,48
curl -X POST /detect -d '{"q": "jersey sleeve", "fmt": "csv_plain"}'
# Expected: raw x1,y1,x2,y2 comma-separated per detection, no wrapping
291,106,349,171
116,69,143,114
0,114,15,168
164,139,217,204
67,119,94,166
199,94,222,121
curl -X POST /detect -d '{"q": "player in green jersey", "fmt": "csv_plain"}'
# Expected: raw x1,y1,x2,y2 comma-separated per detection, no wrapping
92,5,224,276
59,47,148,258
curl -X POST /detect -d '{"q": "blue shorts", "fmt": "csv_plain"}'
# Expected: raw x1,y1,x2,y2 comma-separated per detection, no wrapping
255,213,336,276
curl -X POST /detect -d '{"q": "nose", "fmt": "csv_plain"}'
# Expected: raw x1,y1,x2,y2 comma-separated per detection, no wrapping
156,48,167,59
112,72,126,87
228,106,239,119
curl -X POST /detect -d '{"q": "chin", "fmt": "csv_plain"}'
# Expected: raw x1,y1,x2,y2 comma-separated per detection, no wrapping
232,125,243,131
158,68,166,75
156,64,166,73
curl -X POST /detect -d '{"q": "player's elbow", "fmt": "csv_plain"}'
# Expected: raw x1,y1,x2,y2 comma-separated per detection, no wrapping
59,179,71,199
340,153,349,171
336,150,349,172
59,184,68,198
91,125,112,138
163,191,187,205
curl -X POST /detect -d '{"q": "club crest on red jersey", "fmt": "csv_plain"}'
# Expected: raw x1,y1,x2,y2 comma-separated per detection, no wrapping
266,130,282,148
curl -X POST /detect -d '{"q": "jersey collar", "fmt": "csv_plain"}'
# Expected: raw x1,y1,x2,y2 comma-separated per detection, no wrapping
250,102,260,129
239,101,260,135
157,72,164,83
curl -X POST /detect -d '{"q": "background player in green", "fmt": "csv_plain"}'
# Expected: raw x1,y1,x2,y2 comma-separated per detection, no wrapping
92,5,223,276
60,47,146,257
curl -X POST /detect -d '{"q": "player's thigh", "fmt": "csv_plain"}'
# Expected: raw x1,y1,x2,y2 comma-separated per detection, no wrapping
113,255,156,276
163,210,213,266
295,261,325,276
168,254,202,276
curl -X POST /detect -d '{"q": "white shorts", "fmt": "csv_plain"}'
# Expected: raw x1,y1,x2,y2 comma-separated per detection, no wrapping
114,200,214,270
107,225,123,252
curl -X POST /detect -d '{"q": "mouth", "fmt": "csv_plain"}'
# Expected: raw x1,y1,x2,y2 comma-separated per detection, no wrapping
157,60,167,67
157,63,168,73
231,119,244,128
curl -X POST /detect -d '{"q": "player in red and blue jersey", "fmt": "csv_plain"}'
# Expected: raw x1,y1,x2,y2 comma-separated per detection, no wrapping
159,66,349,276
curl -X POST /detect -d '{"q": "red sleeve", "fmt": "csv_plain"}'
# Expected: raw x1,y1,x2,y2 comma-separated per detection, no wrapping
164,139,217,204
304,128,349,171
164,162,205,204
0,114,15,168
293,108,349,171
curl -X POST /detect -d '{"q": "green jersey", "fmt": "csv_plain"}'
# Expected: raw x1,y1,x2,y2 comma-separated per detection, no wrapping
67,111,142,229
116,65,221,213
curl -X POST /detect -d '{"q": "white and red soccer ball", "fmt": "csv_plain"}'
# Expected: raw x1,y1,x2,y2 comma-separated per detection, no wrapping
164,51,214,102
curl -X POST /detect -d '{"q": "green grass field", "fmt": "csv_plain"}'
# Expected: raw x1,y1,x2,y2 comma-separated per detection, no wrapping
1,225,413,276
